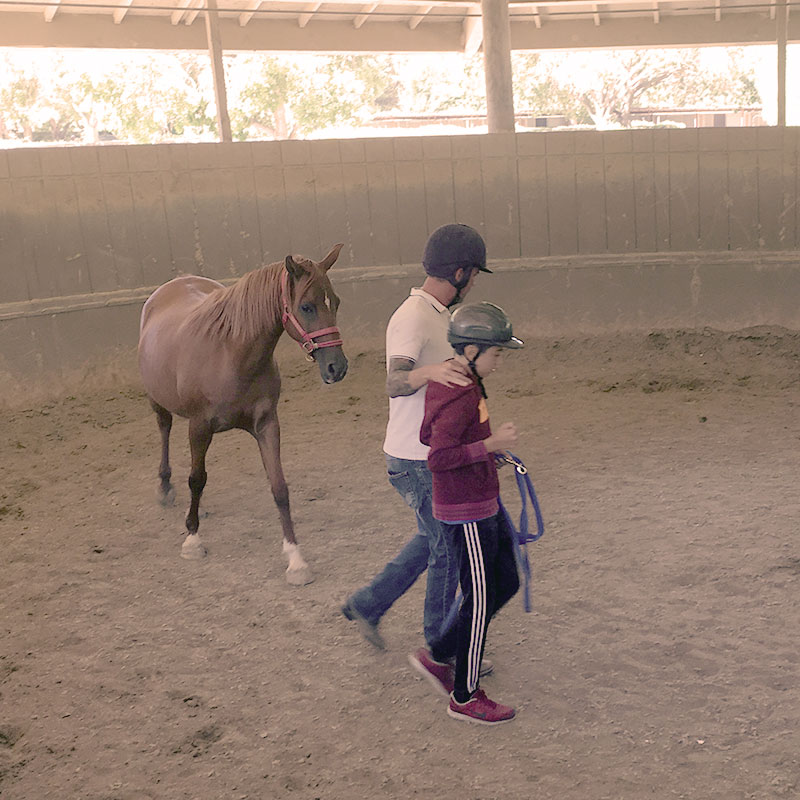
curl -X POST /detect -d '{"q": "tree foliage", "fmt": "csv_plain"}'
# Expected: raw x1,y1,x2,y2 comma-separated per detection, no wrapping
0,45,765,143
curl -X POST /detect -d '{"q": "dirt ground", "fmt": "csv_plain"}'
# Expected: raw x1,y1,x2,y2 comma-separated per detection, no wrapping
1,326,799,800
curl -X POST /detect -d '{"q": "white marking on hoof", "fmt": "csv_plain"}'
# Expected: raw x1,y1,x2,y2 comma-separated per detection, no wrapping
181,533,207,560
158,485,176,507
286,565,314,585
283,541,313,585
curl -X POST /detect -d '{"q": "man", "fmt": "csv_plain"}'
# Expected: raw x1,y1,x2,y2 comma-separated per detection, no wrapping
342,223,491,653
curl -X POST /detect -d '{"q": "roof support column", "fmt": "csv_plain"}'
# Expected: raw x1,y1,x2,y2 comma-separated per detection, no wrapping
480,0,515,133
776,0,787,126
205,0,233,142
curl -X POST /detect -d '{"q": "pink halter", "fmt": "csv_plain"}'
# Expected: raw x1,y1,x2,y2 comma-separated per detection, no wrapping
281,269,343,358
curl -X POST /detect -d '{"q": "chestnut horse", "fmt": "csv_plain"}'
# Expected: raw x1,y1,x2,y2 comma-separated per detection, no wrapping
137,244,347,585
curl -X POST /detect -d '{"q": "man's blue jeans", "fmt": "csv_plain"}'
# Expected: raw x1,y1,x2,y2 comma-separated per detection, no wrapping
348,455,460,647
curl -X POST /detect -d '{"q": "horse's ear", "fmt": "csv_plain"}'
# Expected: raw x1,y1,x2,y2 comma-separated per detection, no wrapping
319,243,344,272
285,255,306,281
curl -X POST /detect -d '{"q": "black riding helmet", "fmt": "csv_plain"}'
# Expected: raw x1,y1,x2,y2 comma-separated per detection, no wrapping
448,302,524,350
448,302,523,398
423,224,492,306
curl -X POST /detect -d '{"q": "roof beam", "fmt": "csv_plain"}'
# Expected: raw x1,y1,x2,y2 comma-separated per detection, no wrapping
353,3,378,28
170,0,194,25
463,11,483,54
653,2,660,23
112,0,133,24
715,0,721,22
409,4,433,29
184,0,204,25
298,2,322,27
43,0,59,22
592,3,600,25
238,0,262,27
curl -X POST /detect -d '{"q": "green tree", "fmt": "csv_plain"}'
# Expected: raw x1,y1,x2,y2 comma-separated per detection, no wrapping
227,54,399,140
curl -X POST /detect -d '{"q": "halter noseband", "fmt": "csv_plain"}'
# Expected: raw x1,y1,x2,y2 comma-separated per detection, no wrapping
281,269,343,359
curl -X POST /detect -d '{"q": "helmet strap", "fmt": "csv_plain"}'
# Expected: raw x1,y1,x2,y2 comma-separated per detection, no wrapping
466,345,488,399
446,268,473,308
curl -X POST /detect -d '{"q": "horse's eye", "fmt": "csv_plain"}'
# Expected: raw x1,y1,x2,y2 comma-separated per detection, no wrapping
300,303,315,315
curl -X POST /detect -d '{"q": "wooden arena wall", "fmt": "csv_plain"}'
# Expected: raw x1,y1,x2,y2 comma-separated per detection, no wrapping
1,127,800,399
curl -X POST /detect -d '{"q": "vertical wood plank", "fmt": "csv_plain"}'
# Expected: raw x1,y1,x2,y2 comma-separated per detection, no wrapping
517,156,549,258
481,156,519,260
101,172,145,289
130,171,174,286
253,165,291,268
340,162,373,268
312,163,349,263
667,154,699,251
423,159,456,234
366,161,400,267
0,178,30,302
757,148,783,250
282,164,320,262
73,164,118,294
728,152,759,251
575,152,606,254
394,158,428,267
603,132,636,253
697,130,729,251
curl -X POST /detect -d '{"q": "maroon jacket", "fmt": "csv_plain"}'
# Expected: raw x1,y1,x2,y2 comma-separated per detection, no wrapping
420,371,499,523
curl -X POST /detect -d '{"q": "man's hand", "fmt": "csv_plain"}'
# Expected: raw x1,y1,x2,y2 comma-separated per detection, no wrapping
426,360,471,388
484,422,518,453
386,357,470,397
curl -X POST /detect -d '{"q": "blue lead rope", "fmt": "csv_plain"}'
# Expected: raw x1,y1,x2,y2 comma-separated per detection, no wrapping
439,452,544,635
497,451,544,613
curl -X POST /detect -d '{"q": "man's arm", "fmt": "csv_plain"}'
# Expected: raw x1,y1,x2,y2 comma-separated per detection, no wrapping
386,356,471,398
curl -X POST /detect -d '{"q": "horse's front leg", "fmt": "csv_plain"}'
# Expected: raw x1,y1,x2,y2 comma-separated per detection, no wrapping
181,418,213,560
252,414,313,586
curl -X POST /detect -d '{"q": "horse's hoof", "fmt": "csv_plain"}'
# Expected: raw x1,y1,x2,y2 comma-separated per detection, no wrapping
286,566,314,586
181,534,207,560
158,485,176,507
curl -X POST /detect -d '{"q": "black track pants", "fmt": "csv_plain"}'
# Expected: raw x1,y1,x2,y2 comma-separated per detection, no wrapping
431,511,519,702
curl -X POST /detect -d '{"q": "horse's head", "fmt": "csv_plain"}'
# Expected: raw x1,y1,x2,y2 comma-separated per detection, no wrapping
282,243,348,384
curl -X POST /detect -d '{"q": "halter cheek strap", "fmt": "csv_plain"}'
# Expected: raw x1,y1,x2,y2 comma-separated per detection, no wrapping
281,270,343,358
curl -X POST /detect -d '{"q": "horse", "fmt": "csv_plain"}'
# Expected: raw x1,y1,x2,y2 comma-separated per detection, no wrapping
137,243,348,585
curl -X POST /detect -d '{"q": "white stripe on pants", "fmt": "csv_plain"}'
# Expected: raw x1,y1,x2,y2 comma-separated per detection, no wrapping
463,520,487,695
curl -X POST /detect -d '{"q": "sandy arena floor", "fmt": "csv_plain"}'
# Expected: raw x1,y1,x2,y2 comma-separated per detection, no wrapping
1,326,799,800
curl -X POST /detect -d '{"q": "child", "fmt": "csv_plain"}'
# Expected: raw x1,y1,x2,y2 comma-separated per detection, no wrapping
418,301,523,725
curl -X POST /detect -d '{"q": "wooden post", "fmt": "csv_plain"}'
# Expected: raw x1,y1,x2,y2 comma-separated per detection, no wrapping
480,0,515,133
205,0,233,142
777,0,787,127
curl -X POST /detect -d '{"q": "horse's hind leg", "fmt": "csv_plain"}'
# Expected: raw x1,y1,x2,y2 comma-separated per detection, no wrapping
253,415,313,586
181,418,212,561
150,399,176,507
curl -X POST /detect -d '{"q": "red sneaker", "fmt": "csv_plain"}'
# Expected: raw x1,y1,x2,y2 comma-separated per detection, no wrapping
408,648,454,698
447,689,516,725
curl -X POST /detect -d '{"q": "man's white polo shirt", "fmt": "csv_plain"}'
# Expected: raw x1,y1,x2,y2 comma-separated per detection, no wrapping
383,288,454,461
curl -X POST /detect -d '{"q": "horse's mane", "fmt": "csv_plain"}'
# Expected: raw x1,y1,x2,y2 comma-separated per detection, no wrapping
185,260,338,344
187,262,284,343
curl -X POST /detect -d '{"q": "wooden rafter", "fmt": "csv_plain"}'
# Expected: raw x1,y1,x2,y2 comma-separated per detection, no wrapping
592,3,600,25
184,0,205,26
112,0,134,24
353,3,378,28
714,0,721,21
170,0,194,25
463,11,483,55
653,1,660,23
408,4,433,29
298,1,322,27
238,0,262,27
43,0,60,22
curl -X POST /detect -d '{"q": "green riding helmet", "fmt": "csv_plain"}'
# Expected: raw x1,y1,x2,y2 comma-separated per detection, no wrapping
448,302,524,349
